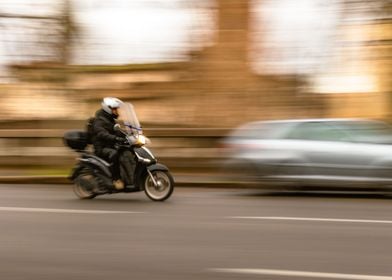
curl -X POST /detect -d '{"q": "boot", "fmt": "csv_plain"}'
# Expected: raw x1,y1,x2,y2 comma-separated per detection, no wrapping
113,179,124,190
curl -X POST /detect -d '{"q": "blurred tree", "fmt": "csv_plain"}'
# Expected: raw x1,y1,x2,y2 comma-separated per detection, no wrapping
57,0,78,65
0,0,79,68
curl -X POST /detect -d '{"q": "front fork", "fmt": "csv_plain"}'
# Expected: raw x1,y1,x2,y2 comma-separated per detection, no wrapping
134,148,160,188
147,169,158,187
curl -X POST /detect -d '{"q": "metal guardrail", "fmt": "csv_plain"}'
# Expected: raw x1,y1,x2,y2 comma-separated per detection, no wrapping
0,129,229,170
0,128,232,138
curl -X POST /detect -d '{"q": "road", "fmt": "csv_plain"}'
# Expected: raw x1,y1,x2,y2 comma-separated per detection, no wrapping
1,185,392,280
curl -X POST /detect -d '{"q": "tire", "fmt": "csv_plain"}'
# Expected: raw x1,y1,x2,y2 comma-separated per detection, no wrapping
73,172,97,199
144,170,174,201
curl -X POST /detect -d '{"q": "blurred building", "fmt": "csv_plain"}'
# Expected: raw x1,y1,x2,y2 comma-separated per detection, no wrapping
314,1,392,119
0,0,391,127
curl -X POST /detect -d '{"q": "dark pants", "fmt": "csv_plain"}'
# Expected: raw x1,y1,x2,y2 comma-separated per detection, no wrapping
98,148,121,181
119,150,136,185
98,148,136,184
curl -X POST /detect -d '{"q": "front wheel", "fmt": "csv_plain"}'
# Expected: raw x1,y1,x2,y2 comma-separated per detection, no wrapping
144,170,174,201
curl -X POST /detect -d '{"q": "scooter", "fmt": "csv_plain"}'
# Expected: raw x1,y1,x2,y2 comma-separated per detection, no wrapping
63,103,174,201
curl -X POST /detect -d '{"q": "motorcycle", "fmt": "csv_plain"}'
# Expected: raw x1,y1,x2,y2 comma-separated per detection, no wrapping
63,102,174,201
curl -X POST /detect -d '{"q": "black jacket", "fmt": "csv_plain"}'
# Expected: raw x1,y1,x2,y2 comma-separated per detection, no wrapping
92,109,121,154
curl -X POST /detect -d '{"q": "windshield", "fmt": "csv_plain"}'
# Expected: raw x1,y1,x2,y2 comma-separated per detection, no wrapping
118,103,142,134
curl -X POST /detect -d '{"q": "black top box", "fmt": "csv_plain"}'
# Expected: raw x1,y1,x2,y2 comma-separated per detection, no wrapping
63,130,88,151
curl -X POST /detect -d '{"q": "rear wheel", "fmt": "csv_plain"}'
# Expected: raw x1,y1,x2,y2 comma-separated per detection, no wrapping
144,170,174,201
73,172,97,199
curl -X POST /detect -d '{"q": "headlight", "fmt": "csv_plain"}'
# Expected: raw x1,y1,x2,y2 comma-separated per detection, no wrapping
136,135,146,145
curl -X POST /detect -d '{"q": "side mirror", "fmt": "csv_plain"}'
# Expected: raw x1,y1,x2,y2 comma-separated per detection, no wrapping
113,124,121,131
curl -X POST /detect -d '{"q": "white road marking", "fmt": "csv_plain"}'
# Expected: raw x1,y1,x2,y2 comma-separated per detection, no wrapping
0,207,144,214
211,268,392,280
229,216,392,224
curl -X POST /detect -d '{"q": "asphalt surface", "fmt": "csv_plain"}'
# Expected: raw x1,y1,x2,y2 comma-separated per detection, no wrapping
1,185,392,280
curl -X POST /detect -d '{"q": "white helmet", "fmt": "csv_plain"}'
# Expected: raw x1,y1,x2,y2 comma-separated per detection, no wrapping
102,97,123,114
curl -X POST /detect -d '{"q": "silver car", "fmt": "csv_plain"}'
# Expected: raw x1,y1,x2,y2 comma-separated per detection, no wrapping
223,119,392,191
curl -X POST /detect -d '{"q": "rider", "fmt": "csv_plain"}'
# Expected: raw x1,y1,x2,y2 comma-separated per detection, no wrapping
92,97,130,190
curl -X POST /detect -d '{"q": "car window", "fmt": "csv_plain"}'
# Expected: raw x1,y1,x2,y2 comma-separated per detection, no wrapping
231,122,292,139
334,121,392,144
286,122,349,142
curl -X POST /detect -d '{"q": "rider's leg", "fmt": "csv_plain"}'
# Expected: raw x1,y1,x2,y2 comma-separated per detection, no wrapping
100,148,124,190
120,150,136,185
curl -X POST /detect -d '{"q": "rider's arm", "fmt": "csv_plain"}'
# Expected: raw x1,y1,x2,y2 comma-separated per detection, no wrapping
93,118,121,143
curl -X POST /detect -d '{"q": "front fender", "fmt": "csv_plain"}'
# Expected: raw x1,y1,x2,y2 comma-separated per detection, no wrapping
147,163,169,172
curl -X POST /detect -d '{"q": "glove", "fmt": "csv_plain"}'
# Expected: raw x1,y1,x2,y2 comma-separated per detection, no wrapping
115,137,127,144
